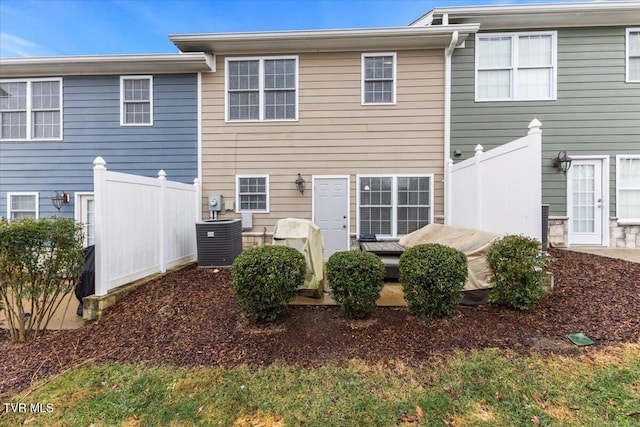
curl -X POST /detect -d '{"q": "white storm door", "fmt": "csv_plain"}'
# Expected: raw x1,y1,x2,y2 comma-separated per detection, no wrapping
78,194,95,247
568,160,604,245
313,177,349,259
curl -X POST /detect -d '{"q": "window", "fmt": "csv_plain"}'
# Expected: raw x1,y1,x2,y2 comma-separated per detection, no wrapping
358,175,432,237
85,198,95,246
120,76,153,125
0,78,62,140
362,53,396,104
236,175,269,213
617,156,640,223
226,57,297,121
475,32,556,101
76,193,95,247
627,28,640,82
7,193,38,221
359,177,393,235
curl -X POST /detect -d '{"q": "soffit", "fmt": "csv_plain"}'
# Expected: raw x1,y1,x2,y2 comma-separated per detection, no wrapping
170,25,480,55
0,53,215,78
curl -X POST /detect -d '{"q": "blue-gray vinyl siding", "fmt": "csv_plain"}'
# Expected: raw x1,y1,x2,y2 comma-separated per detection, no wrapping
450,26,640,217
0,73,198,220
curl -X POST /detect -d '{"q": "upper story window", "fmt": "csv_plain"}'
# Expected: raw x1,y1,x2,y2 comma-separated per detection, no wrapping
120,76,153,126
475,32,556,101
236,175,269,213
362,53,396,105
226,57,298,122
7,192,39,221
627,28,640,82
0,78,62,141
617,156,640,223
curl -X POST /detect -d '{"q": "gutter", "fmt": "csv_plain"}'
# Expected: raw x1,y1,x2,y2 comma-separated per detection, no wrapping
429,1,640,16
0,52,215,77
170,24,480,54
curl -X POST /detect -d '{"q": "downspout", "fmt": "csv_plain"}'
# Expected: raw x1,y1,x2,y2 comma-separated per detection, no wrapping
197,71,203,222
444,30,458,225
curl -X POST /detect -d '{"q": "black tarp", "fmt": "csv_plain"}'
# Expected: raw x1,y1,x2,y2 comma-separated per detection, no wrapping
75,245,95,316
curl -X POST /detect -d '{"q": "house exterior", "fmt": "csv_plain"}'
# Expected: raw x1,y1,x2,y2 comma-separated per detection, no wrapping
0,53,213,244
412,2,640,248
5,2,636,256
170,25,479,258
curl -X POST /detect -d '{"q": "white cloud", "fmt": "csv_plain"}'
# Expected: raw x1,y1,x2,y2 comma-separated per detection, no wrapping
0,33,42,57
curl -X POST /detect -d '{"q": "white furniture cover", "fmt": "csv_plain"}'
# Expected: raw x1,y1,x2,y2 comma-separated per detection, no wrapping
399,224,502,291
272,218,325,298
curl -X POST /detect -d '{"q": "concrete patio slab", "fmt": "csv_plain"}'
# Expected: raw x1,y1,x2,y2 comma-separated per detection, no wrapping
0,292,84,331
563,247,640,264
291,282,407,307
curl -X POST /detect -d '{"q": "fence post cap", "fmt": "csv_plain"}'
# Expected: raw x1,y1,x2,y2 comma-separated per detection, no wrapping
93,156,106,168
528,118,542,134
474,144,484,154
157,170,167,179
193,177,200,185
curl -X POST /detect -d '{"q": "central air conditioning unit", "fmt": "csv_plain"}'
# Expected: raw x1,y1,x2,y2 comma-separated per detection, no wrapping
195,218,242,268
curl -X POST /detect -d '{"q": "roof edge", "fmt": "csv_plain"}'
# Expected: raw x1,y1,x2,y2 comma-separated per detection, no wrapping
411,1,640,27
170,24,480,54
0,52,215,78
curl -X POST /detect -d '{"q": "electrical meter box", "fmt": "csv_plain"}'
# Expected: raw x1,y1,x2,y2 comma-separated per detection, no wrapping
208,194,222,212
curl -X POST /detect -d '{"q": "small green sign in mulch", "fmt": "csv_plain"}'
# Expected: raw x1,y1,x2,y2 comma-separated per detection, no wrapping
567,333,595,346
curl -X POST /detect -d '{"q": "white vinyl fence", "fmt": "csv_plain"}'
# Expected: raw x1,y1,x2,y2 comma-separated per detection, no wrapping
93,157,200,296
446,119,542,240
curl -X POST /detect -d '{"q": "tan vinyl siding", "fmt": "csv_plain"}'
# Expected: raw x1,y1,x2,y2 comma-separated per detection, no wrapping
201,50,444,233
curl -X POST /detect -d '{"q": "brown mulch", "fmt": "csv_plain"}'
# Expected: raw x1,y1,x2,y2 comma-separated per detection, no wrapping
1,249,639,399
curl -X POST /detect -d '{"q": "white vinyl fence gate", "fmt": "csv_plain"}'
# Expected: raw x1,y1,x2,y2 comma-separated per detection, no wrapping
93,157,200,296
446,119,542,240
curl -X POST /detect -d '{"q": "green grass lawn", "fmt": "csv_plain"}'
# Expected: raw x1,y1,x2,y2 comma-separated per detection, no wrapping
1,345,639,427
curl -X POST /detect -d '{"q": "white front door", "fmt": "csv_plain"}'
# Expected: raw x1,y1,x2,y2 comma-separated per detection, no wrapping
77,194,95,247
313,177,349,259
568,159,604,246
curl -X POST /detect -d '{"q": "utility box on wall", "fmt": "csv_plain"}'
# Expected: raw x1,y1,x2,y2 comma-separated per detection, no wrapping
208,194,222,219
195,219,242,268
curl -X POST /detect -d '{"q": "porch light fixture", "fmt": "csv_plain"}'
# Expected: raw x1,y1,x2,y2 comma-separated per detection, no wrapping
553,151,573,175
51,191,69,210
295,173,306,194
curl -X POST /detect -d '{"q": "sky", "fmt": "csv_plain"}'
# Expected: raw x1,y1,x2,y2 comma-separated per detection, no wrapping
0,0,626,57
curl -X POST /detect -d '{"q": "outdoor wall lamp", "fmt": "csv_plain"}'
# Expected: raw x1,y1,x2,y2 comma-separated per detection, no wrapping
553,151,573,175
295,173,306,194
51,191,69,210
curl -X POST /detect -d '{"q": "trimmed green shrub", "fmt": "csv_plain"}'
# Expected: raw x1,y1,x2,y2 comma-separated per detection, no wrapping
399,243,467,321
0,217,84,342
487,235,554,310
326,250,385,318
231,245,305,322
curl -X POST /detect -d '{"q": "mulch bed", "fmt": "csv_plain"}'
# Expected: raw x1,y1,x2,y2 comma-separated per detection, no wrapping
1,249,639,399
